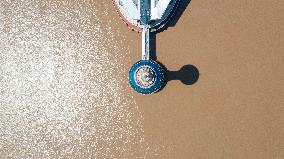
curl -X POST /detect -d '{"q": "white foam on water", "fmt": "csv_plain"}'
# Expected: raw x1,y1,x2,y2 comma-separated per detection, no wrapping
0,0,171,158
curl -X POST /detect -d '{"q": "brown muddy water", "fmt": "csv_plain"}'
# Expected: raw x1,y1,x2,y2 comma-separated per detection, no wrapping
0,0,283,159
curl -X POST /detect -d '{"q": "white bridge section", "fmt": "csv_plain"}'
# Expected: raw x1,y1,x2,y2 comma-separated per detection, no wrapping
151,0,172,20
117,0,172,21
142,26,150,60
117,0,140,20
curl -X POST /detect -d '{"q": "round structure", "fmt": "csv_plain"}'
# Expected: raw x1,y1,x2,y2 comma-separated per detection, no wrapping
129,60,165,94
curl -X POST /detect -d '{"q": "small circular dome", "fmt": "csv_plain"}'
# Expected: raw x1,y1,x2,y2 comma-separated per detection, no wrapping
129,60,166,94
135,66,156,88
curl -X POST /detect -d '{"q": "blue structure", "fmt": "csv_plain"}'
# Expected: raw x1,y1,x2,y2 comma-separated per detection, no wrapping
140,0,151,24
129,60,165,94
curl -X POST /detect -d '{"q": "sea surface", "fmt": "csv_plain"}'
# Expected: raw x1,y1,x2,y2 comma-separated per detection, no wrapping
0,1,169,158
0,0,283,159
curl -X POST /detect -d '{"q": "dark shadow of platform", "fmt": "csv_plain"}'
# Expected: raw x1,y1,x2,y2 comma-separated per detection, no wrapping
166,64,199,85
156,62,199,93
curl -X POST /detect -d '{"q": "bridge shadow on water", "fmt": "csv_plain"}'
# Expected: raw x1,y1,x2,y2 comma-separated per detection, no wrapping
149,0,199,88
166,65,199,85
157,62,199,92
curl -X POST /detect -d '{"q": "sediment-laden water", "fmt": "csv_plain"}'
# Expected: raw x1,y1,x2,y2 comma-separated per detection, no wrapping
1,0,283,159
0,1,170,158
